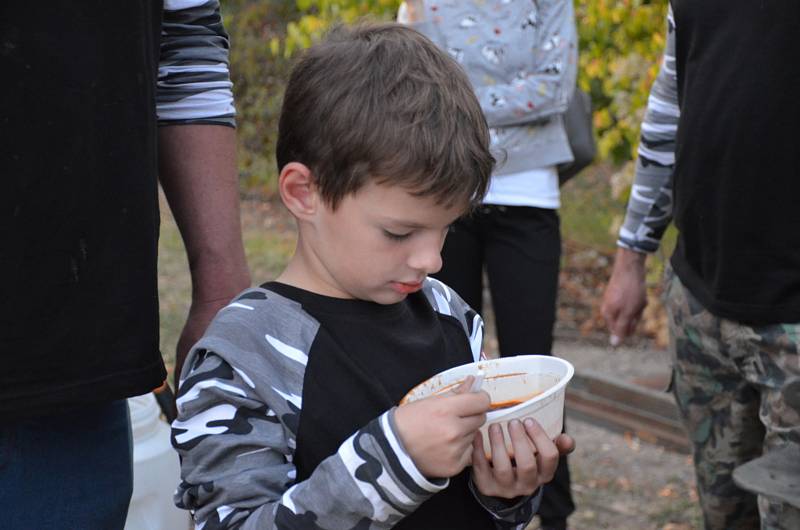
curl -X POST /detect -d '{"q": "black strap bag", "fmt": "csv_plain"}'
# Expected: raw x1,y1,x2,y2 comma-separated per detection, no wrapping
557,88,596,185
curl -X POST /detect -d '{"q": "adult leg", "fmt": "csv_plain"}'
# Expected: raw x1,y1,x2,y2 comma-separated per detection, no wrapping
0,399,134,529
483,205,573,527
433,209,487,314
665,272,762,529
731,320,800,529
483,206,561,355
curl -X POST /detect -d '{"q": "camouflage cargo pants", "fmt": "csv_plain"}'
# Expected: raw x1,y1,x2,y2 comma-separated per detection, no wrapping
664,269,800,530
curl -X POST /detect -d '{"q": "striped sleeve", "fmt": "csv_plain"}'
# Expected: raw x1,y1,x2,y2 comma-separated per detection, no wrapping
158,0,235,126
172,289,448,529
423,278,484,363
617,6,677,253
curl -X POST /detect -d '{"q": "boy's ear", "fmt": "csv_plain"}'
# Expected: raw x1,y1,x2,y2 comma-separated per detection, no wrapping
279,162,319,219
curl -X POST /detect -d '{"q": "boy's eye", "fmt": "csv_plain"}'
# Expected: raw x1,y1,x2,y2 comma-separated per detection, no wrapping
383,229,412,241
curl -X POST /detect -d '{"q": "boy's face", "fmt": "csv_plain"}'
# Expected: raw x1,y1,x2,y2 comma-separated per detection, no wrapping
306,181,465,304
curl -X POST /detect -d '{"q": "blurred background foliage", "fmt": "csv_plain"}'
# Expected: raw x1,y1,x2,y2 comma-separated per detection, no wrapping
226,0,669,199
157,0,677,362
225,0,674,325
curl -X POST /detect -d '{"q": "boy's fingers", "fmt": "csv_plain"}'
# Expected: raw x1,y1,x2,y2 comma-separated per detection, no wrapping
446,390,491,417
459,442,474,470
451,376,475,395
507,419,537,477
487,423,513,480
470,433,496,496
456,412,488,436
471,432,491,475
522,418,556,449
523,419,559,481
508,419,535,459
555,433,576,455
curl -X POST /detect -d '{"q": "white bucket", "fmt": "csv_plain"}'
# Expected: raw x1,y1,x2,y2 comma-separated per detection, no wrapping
401,355,574,459
125,393,192,530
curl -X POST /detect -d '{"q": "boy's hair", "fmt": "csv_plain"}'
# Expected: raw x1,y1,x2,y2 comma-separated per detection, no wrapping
276,22,494,210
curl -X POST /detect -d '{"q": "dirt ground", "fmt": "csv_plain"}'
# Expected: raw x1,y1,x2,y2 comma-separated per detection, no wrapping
544,338,700,530
529,413,701,530
482,279,702,529
484,332,703,529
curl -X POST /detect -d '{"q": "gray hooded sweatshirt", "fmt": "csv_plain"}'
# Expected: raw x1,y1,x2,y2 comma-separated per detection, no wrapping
402,0,578,174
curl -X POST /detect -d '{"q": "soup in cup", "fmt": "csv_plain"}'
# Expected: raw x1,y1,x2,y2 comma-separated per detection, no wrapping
400,355,574,459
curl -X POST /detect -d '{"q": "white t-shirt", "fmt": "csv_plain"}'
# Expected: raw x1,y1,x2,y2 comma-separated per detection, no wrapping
483,166,561,209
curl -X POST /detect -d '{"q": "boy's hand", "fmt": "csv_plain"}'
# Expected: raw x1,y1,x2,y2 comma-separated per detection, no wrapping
394,377,491,478
471,418,575,499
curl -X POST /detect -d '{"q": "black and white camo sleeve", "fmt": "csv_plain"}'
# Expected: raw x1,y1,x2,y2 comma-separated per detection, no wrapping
171,281,468,529
172,280,539,529
617,6,677,254
157,0,235,127
422,278,485,362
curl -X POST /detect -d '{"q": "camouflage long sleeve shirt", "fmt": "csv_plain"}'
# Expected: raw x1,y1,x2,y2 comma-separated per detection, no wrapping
171,279,541,529
617,5,677,253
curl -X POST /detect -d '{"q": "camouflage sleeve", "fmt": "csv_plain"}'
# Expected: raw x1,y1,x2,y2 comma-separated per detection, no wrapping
158,0,236,127
172,291,448,530
423,278,484,363
471,485,543,530
422,278,542,527
617,6,677,253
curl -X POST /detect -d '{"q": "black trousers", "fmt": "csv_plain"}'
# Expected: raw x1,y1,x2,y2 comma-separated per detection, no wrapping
433,204,575,523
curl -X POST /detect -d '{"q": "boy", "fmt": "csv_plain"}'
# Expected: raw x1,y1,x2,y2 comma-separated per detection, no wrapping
172,23,574,530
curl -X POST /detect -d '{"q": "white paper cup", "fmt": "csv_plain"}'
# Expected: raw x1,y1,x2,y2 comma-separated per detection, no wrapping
400,355,574,459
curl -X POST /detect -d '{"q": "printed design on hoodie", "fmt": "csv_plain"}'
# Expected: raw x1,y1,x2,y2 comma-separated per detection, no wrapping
402,0,578,172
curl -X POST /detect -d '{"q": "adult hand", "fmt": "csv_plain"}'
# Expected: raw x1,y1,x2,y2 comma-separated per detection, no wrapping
471,419,571,499
601,247,648,346
394,377,491,479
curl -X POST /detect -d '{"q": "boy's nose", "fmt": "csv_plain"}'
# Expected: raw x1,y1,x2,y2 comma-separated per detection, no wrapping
408,243,443,275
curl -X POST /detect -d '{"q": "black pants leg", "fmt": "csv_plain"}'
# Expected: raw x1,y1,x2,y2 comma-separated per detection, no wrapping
483,206,561,356
434,211,486,314
434,205,575,524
